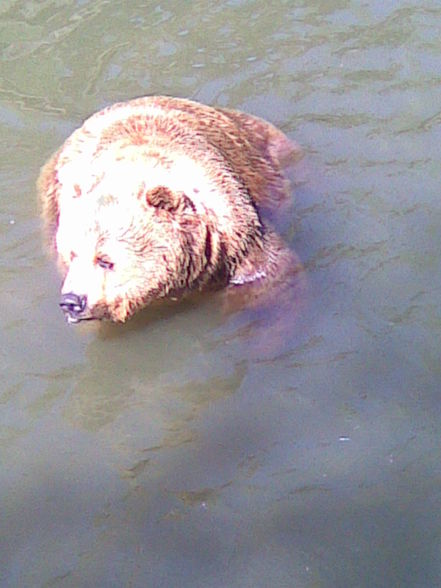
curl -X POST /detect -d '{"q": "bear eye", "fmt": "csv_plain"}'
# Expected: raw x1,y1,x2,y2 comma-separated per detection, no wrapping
96,256,114,270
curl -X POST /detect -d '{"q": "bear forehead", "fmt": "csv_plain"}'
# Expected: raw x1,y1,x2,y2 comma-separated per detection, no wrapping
57,148,231,221
56,199,136,249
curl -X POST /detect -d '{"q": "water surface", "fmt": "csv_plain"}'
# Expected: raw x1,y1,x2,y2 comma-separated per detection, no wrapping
1,1,440,587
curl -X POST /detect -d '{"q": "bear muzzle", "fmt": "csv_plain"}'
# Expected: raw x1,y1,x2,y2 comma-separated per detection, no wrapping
59,292,89,324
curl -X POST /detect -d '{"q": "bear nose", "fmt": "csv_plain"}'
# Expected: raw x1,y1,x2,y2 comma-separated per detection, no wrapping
59,292,87,318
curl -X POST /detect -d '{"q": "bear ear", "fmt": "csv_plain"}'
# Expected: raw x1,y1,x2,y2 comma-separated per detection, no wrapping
145,186,181,212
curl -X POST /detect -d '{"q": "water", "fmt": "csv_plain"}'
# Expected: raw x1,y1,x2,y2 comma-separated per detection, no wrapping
1,1,440,586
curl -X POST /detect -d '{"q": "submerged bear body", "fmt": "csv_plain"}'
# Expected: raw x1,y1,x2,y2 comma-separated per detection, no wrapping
38,96,300,323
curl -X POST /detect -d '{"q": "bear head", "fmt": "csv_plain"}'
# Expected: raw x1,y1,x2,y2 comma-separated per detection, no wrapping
55,156,213,323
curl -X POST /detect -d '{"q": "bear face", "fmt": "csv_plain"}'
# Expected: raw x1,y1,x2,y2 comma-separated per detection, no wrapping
55,158,221,323
38,96,299,324
57,193,202,323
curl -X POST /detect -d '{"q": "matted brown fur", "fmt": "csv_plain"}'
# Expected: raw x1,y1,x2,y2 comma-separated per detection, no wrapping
38,96,302,323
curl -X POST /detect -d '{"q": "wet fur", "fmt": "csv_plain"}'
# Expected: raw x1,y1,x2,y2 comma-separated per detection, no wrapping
38,96,301,322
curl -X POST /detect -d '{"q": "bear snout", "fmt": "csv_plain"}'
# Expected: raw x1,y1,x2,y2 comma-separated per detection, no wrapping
59,292,88,323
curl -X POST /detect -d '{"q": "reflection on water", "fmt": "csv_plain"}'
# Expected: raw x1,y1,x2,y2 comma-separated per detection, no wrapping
1,1,441,586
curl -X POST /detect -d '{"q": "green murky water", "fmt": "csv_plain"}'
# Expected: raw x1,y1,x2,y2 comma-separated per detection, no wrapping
1,1,440,586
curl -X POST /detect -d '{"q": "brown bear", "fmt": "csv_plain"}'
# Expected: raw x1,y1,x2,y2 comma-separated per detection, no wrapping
38,96,302,324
